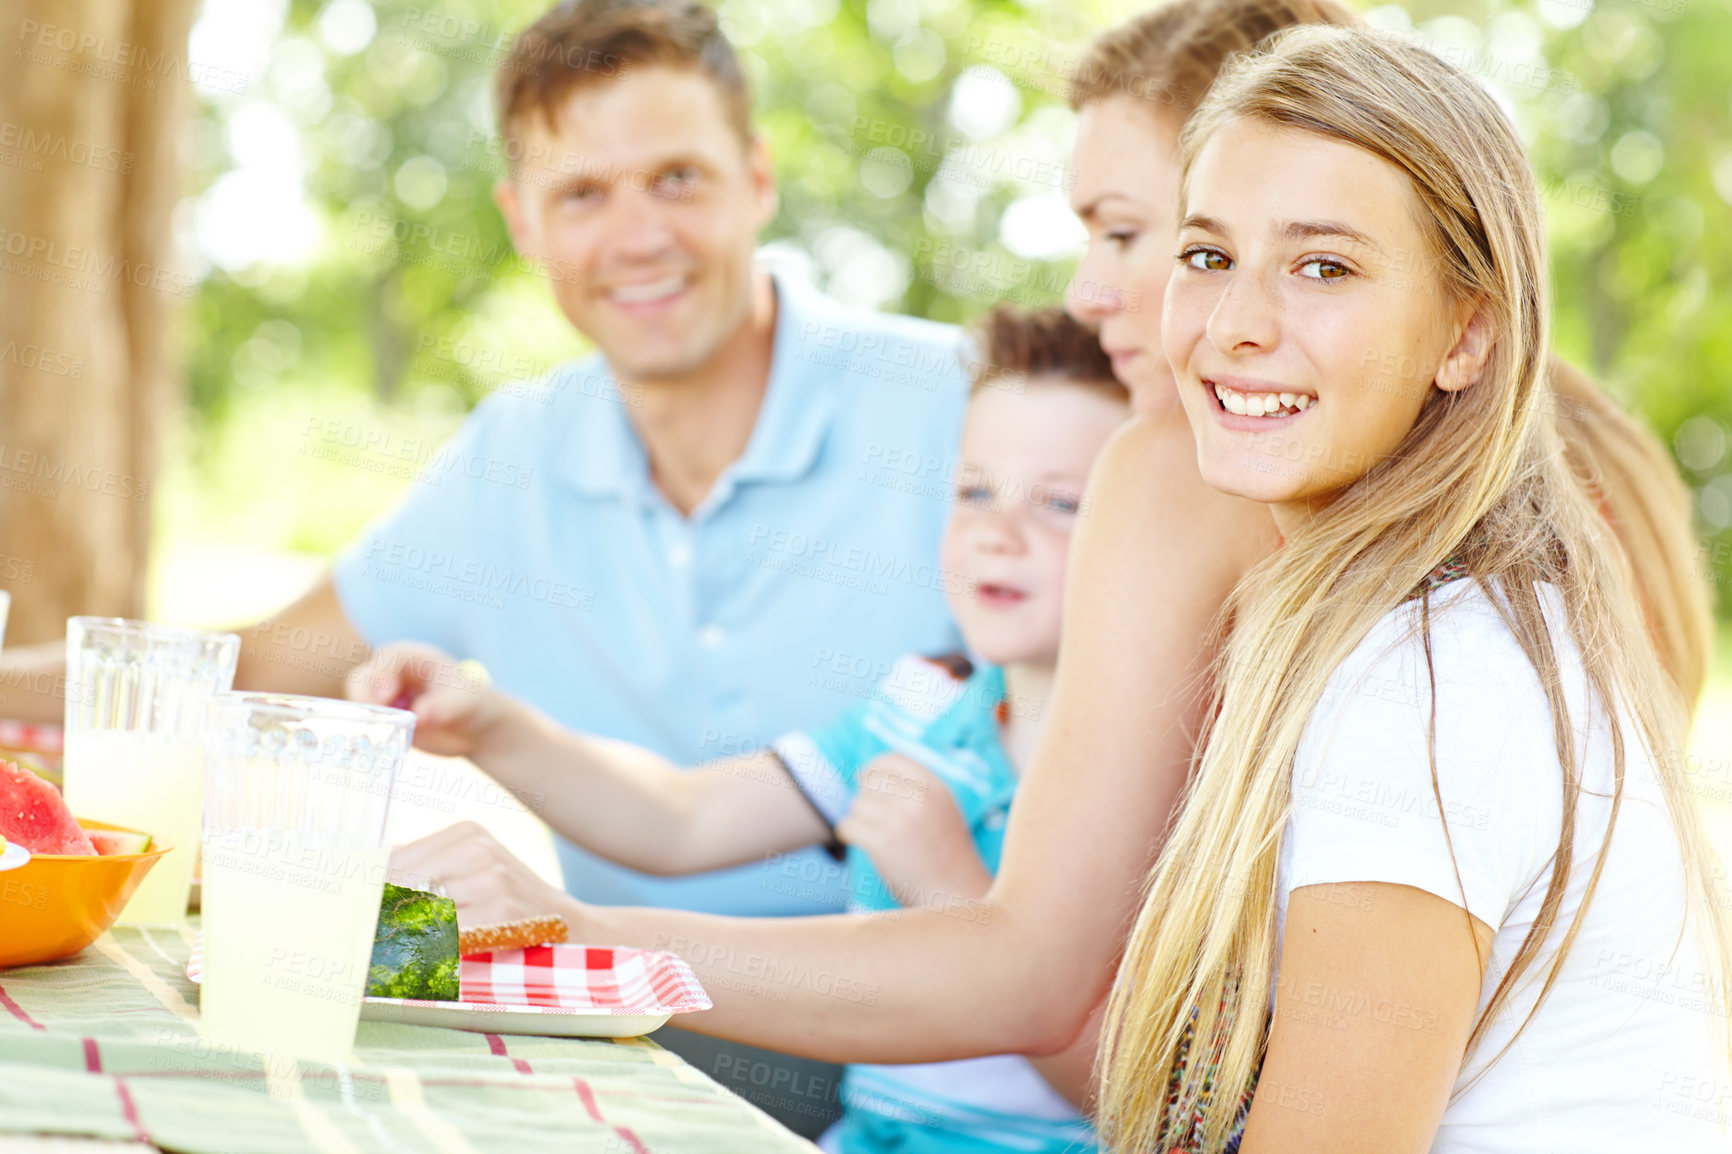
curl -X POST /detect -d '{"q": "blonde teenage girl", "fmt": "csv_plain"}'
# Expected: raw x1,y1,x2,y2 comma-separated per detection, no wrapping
1099,24,1729,1153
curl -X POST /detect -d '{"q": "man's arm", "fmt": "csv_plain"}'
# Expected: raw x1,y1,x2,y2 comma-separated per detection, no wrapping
0,573,369,724
233,575,372,698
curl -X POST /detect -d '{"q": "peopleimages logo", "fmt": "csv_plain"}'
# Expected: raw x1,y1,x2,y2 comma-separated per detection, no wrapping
745,525,970,597
348,212,588,284
16,20,249,93
361,541,597,612
0,444,148,501
0,225,198,298
300,417,535,490
0,339,83,378
0,121,132,173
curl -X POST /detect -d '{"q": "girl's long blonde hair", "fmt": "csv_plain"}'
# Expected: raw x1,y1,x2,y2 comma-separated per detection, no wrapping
1095,25,1730,1151
1070,0,1715,714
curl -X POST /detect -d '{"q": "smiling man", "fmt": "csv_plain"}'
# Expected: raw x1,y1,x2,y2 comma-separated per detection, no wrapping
343,0,967,909
330,1,968,1127
334,0,971,914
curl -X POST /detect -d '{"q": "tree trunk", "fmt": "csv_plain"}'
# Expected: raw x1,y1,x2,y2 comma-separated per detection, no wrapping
0,0,200,646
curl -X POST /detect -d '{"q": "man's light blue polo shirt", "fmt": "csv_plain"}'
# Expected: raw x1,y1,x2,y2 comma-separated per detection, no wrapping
332,271,969,917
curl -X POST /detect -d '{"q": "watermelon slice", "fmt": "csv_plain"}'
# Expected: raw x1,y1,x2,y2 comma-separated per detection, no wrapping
367,884,460,1001
88,829,152,856
0,760,95,855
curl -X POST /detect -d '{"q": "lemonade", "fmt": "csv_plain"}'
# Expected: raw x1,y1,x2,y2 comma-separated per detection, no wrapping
199,692,411,1063
63,730,205,925
63,617,239,925
200,832,390,1064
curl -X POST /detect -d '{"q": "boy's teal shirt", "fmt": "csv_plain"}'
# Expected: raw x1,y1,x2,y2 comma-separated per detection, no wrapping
773,656,1019,913
773,655,1099,1154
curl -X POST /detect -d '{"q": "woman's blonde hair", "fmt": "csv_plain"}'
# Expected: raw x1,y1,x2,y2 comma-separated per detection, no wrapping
1067,0,1359,119
1550,359,1716,708
1069,0,1715,715
1094,25,1729,1150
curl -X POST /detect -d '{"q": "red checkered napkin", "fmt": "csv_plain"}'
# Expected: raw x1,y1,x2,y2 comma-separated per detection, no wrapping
188,941,711,1018
459,945,711,1015
0,720,63,755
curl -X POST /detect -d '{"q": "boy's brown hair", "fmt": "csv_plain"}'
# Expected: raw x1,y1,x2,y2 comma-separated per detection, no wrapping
496,0,752,164
972,305,1126,402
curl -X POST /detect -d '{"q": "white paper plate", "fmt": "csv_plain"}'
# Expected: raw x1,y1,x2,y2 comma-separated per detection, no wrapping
0,841,30,872
186,946,682,1039
354,996,670,1038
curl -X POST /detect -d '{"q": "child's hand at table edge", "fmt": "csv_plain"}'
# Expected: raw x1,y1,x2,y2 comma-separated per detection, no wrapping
346,641,513,760
391,820,588,932
835,753,993,910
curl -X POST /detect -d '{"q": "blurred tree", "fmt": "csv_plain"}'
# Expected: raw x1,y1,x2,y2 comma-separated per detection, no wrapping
0,0,202,643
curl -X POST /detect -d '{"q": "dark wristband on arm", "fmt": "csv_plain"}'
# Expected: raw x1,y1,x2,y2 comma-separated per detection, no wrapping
768,749,847,862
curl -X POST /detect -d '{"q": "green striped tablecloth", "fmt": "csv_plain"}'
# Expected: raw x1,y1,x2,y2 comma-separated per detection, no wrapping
0,923,816,1154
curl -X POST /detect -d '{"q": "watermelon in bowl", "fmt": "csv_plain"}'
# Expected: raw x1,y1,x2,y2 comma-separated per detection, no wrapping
1,761,95,855
0,762,171,969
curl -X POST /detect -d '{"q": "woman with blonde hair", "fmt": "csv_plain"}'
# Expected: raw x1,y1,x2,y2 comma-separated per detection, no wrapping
1098,23,1729,1152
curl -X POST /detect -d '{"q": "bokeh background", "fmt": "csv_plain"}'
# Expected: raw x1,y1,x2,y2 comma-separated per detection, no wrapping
7,0,1732,847
158,0,1732,618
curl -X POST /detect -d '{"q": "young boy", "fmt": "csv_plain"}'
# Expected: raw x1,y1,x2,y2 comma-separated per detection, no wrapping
356,305,1128,1152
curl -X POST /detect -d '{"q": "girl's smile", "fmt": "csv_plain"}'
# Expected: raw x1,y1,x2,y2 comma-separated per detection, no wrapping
1204,375,1318,425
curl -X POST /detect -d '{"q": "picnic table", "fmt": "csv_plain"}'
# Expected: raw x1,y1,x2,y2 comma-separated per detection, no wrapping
0,922,816,1154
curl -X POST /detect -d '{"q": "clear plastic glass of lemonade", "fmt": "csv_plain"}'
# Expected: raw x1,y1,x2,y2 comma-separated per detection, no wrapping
63,617,241,926
199,693,412,1065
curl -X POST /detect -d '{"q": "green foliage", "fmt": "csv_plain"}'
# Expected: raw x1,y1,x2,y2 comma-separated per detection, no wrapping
175,0,1732,612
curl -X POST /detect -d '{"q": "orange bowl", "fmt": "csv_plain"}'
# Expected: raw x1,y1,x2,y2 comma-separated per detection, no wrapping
0,819,171,969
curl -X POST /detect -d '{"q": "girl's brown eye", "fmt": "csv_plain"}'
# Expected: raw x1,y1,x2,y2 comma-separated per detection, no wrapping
1181,248,1231,272
1301,258,1351,280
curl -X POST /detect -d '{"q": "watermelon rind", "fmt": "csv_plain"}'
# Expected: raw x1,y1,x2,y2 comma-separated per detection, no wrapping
88,829,153,856
367,883,460,1001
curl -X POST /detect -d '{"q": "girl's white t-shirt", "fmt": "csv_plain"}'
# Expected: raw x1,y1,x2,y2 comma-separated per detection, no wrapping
1276,579,1729,1153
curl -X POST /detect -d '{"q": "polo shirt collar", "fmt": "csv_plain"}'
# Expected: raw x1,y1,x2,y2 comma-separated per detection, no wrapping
558,270,838,502
727,271,835,486
559,368,645,498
